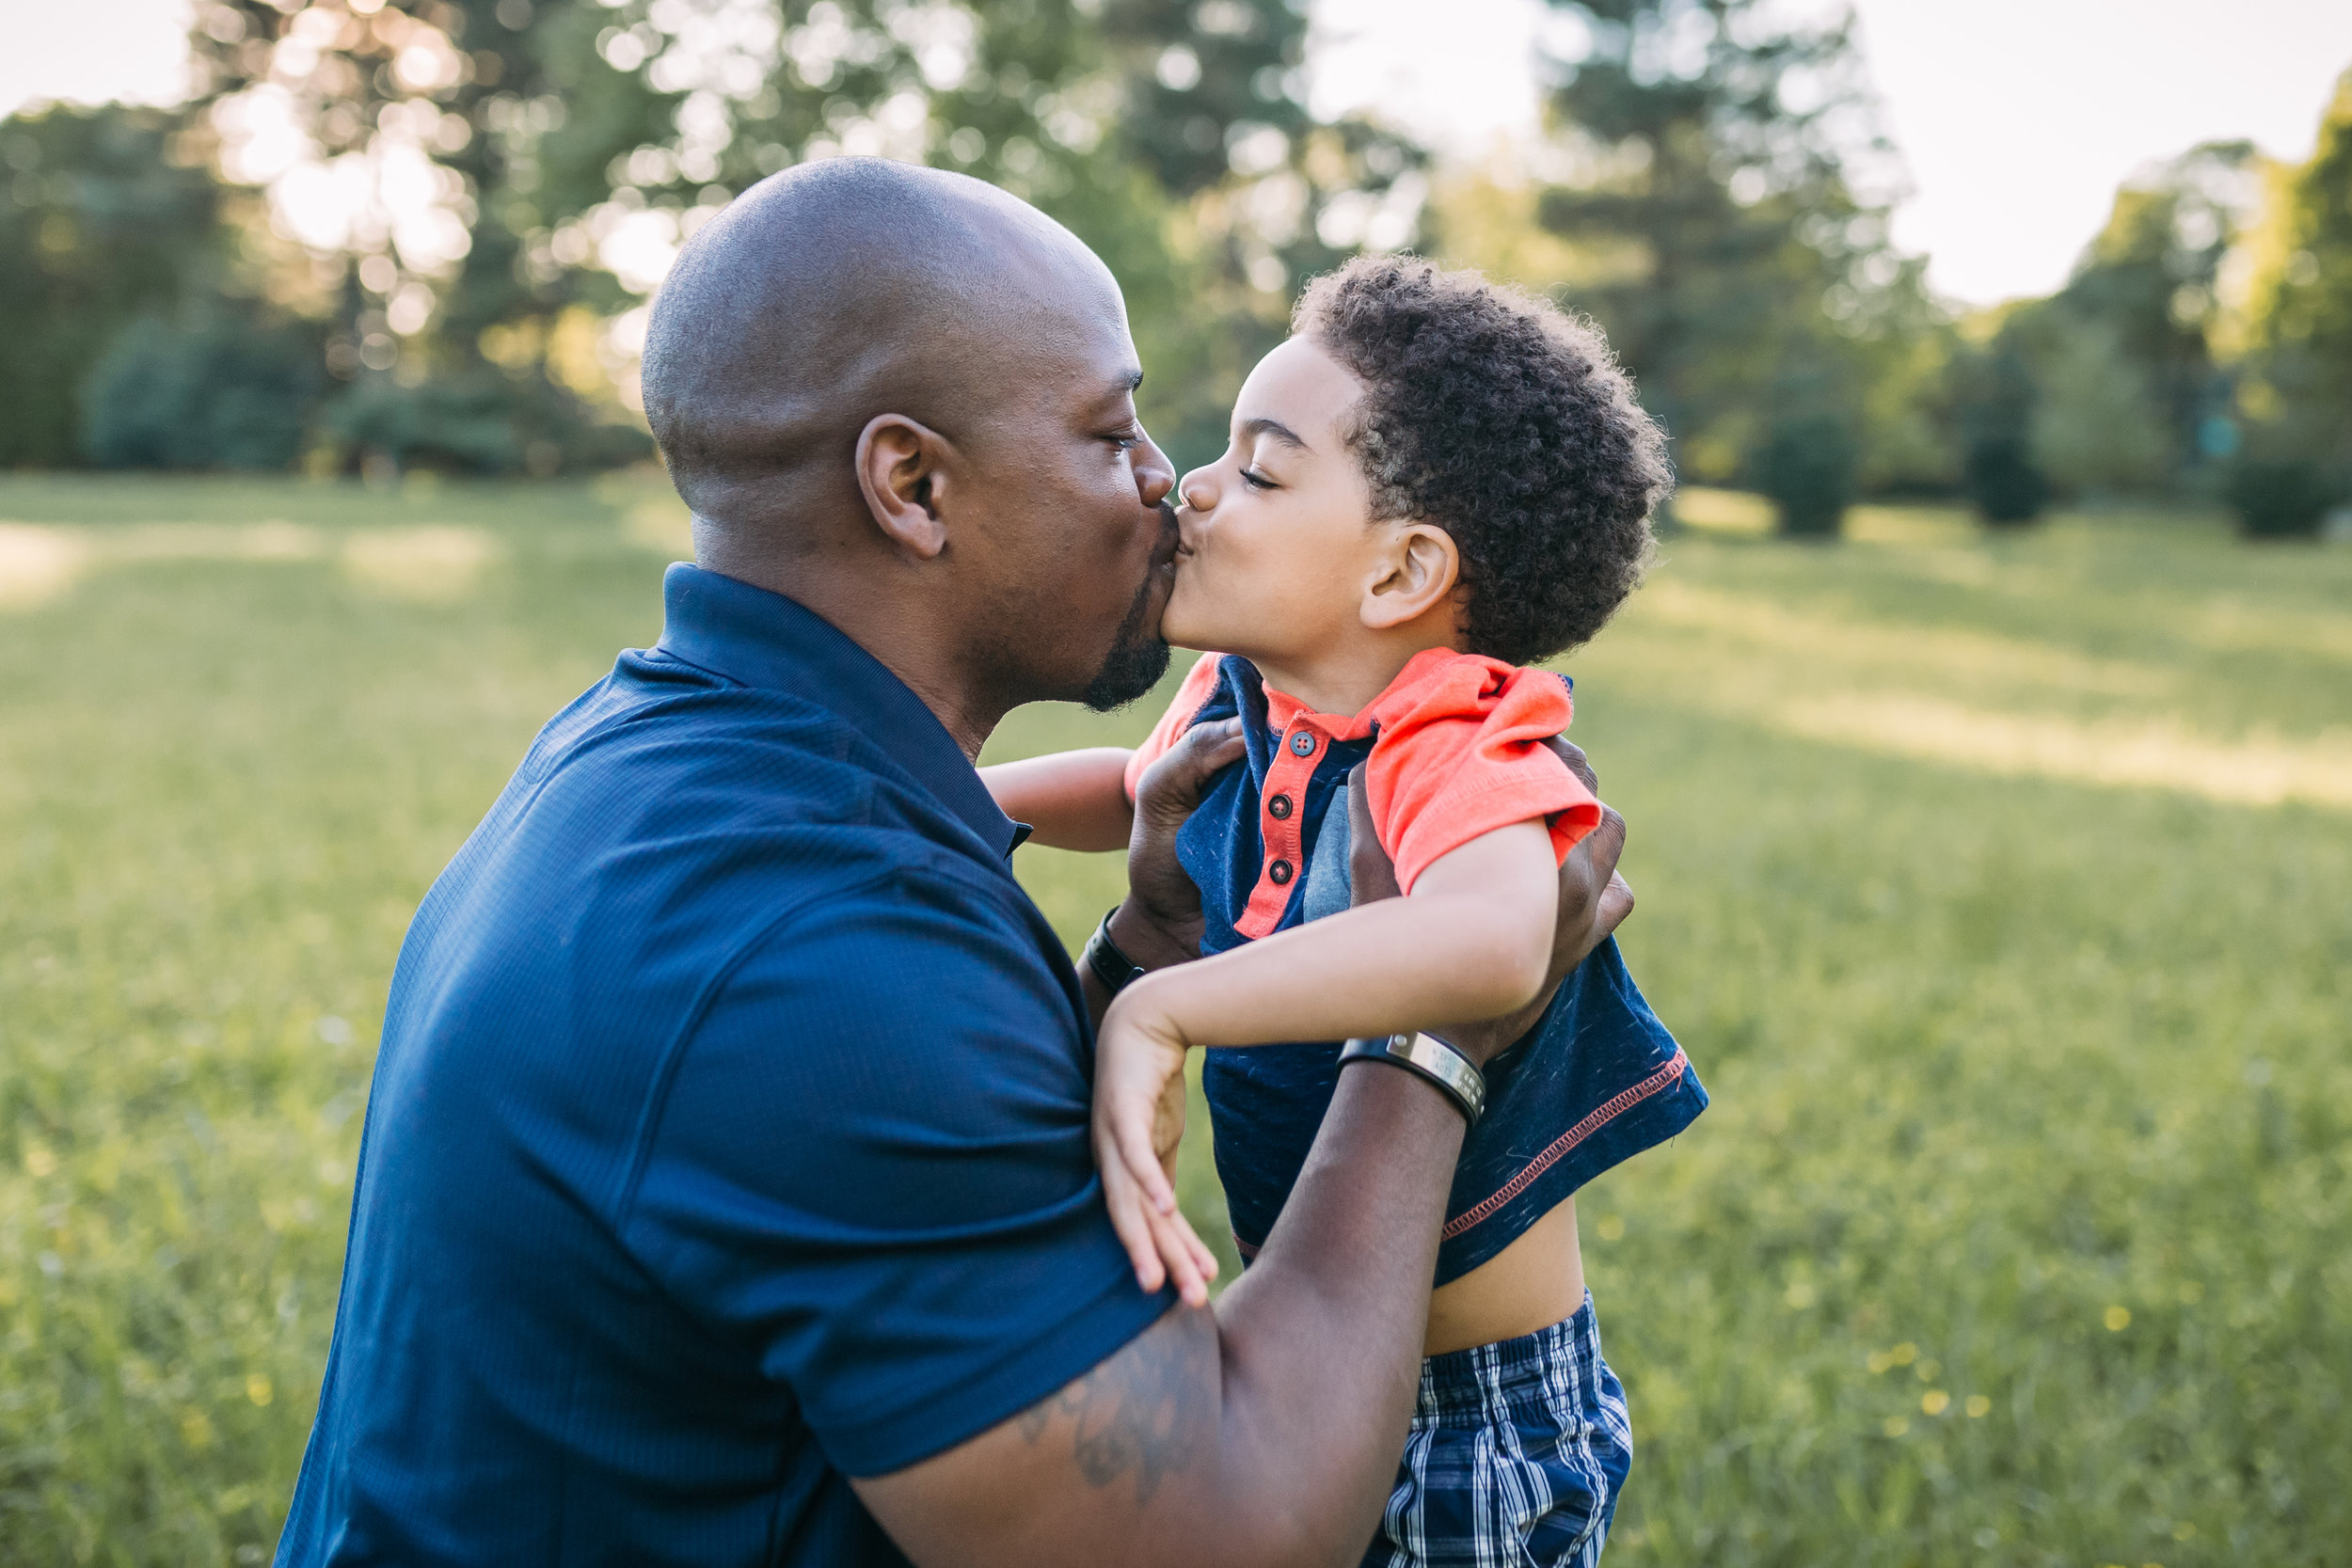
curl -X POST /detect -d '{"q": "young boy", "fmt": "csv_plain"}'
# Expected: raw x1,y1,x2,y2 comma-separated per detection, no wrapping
981,256,1705,1567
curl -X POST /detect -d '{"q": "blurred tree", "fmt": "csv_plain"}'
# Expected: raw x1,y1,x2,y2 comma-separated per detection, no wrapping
0,105,241,467
1948,331,2049,525
1527,0,1938,511
189,0,669,473
2025,141,2254,494
180,0,1423,473
2023,313,2167,499
2222,67,2352,529
81,309,326,469
1751,406,1854,537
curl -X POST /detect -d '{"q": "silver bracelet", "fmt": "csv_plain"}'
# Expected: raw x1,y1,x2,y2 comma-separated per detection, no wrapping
1338,1033,1486,1126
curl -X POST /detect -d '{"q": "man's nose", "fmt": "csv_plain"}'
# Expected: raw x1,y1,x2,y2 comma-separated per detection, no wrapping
1133,430,1177,509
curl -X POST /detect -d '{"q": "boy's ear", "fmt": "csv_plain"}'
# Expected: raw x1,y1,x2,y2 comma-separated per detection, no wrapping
1360,522,1461,632
855,413,958,560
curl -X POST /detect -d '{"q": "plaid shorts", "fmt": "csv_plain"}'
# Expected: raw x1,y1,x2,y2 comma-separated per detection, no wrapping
1361,1293,1632,1568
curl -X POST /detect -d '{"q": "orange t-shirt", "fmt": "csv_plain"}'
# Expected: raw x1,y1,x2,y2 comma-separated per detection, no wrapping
1125,648,1601,939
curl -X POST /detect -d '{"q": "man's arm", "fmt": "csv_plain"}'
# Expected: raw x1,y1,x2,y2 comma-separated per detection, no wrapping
854,1055,1466,1568
854,745,1635,1568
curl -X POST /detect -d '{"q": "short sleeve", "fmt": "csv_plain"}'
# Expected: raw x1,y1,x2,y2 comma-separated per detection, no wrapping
617,865,1172,1478
1367,659,1602,893
1121,651,1226,800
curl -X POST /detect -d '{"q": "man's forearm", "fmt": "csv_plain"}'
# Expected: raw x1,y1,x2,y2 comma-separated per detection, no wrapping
1200,1058,1467,1560
857,1061,1466,1568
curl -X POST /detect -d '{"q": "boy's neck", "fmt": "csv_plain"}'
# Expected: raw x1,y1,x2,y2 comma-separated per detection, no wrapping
1248,628,1459,720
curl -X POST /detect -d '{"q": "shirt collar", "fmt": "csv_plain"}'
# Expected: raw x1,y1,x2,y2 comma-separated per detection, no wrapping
653,562,1025,859
1260,645,1470,742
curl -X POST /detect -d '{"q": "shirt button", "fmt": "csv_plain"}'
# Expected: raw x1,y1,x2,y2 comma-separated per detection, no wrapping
1289,730,1317,757
1267,859,1295,886
1266,793,1293,820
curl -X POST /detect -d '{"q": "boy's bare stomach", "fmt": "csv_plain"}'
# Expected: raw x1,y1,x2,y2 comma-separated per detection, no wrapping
1423,1196,1585,1356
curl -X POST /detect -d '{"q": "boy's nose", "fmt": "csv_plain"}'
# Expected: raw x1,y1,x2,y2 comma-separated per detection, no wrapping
1176,469,1217,515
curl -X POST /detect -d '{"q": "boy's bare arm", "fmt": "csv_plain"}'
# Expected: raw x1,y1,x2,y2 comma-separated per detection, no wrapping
978,748,1136,850
1112,818,1562,1051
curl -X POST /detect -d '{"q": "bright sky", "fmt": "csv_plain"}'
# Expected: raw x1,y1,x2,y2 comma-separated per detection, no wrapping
4,0,2348,307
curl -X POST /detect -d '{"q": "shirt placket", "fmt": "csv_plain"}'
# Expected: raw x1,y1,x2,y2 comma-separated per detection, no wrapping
1235,712,1330,939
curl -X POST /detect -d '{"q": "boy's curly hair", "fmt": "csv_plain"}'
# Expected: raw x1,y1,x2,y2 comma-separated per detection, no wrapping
1295,256,1670,666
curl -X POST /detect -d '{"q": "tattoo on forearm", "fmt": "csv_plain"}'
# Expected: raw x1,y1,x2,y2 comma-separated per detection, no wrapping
1015,1312,1208,1503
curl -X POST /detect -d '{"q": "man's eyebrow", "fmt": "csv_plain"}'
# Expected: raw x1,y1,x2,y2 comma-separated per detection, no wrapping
1111,369,1144,395
1241,417,1310,452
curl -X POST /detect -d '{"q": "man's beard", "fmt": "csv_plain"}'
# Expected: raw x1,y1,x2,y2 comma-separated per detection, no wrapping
1080,553,1173,713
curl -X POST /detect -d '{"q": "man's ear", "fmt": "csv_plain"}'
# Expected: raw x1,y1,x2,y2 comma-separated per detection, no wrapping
854,414,957,560
1360,522,1460,631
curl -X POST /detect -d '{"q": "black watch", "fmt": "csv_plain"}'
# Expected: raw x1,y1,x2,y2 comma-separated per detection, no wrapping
1081,905,1148,995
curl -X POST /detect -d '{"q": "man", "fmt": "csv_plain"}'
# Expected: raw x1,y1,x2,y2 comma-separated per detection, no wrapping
276,158,1634,1567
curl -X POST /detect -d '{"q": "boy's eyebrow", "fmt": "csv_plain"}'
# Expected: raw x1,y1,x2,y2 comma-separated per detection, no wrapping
1241,417,1310,452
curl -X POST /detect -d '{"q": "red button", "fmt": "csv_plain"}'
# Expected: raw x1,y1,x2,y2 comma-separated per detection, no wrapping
1267,859,1294,885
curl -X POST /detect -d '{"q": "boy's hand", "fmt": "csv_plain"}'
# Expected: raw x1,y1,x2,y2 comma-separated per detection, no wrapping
1091,984,1221,1307
1343,736,1633,1068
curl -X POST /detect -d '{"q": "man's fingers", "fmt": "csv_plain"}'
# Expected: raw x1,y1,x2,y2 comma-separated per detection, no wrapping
1596,870,1634,940
1542,735,1599,796
1138,718,1244,819
1581,803,1627,883
1345,764,1402,906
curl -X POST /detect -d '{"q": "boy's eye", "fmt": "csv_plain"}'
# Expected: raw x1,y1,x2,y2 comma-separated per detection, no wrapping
1240,467,1275,490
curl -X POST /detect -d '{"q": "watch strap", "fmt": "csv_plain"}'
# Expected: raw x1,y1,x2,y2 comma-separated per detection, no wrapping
1081,905,1148,995
1339,1032,1486,1126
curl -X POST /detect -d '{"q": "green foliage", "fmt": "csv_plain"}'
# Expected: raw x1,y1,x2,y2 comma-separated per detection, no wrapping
2232,70,2352,477
173,1,1424,475
6,476,2345,1562
1949,339,2051,525
80,311,326,472
1529,0,1935,488
315,372,651,477
2224,456,2341,539
2023,313,2169,499
2041,143,2251,486
1961,434,2049,527
1751,411,1856,537
0,105,229,467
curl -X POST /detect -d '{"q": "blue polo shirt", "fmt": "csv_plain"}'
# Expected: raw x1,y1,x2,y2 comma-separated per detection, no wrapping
277,564,1172,1567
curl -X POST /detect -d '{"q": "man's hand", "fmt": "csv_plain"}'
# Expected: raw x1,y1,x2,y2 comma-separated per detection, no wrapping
1344,736,1632,1068
1105,717,1245,973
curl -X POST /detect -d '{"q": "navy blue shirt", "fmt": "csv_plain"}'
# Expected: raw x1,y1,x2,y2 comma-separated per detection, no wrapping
278,564,1171,1567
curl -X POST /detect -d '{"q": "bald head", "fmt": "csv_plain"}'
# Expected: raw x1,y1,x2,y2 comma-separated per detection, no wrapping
642,158,1128,546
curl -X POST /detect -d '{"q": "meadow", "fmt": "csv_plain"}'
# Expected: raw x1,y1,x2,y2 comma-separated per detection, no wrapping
0,472,2344,1565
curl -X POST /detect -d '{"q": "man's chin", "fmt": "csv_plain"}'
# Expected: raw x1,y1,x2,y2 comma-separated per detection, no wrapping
1080,635,1171,713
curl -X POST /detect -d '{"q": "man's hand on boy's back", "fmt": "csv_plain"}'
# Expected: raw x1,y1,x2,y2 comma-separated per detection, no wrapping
1344,736,1632,1068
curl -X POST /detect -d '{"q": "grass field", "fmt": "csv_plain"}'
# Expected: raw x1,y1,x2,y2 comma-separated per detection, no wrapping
1,472,2345,1565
